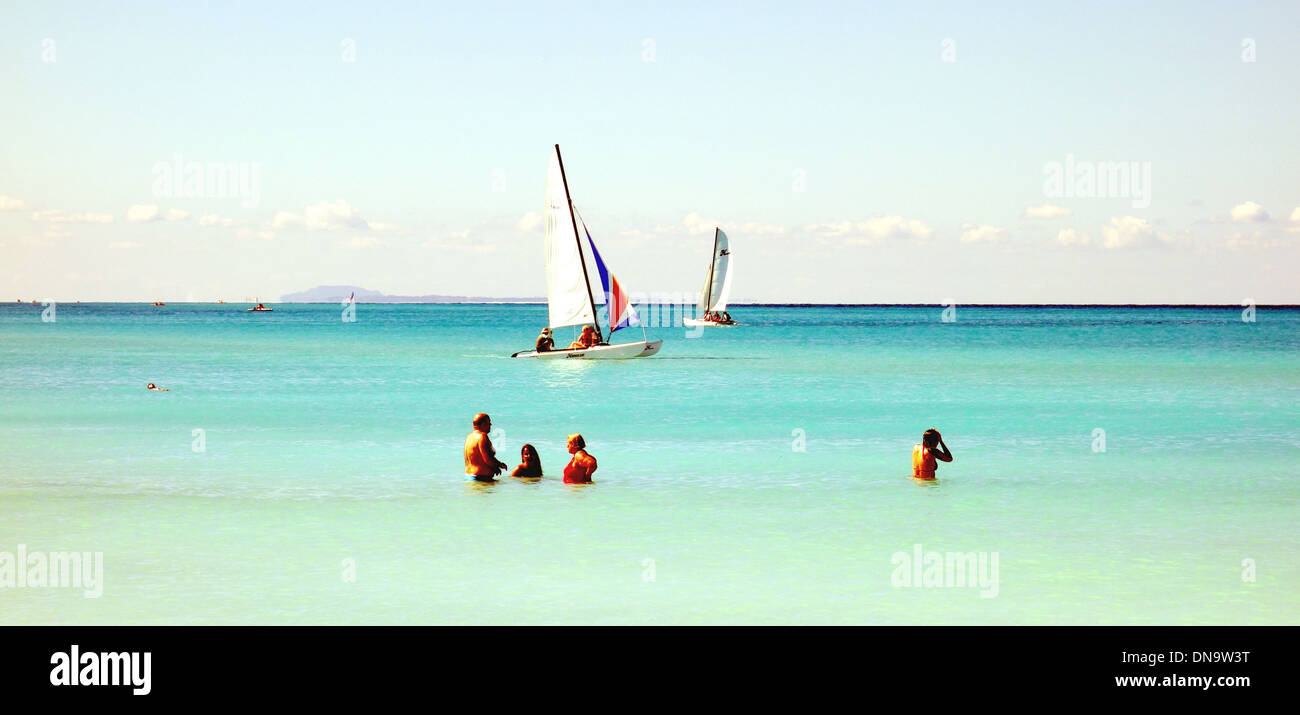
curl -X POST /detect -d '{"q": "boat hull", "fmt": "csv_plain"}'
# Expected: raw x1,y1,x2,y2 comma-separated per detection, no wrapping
683,318,738,327
512,339,662,359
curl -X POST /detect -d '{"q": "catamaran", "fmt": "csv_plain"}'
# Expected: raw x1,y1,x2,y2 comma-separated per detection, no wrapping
683,228,737,327
511,145,662,359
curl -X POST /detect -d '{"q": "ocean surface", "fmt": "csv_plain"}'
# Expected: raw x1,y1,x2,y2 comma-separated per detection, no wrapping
1,303,1296,625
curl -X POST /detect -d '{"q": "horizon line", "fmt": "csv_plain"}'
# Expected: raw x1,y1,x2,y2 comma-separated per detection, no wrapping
8,301,1298,308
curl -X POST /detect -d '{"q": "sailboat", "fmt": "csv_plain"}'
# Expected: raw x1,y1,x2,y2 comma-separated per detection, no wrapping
512,145,662,359
683,228,738,327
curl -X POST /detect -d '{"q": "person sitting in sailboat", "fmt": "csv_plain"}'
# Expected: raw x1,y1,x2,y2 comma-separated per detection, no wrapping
535,328,554,352
568,325,599,350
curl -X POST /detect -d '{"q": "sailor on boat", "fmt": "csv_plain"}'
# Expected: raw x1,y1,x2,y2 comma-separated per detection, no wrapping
568,325,600,350
535,328,555,352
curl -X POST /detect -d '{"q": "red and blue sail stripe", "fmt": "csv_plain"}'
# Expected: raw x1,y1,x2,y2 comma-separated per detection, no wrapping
584,226,640,333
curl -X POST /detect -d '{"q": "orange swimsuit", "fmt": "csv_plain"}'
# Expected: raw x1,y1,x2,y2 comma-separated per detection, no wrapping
912,444,937,480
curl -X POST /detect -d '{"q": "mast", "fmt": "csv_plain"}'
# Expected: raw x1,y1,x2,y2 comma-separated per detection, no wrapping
703,227,719,313
554,144,604,344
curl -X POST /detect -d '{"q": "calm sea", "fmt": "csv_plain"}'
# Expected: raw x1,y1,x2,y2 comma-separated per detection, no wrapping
1,303,1296,624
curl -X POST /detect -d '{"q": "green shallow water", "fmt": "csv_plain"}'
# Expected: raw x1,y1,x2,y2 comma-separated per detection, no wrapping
0,303,1296,624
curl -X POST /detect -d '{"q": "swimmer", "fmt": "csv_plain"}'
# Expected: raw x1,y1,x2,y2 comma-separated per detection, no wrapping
464,413,508,482
562,433,597,484
146,383,169,391
912,428,953,481
511,443,543,478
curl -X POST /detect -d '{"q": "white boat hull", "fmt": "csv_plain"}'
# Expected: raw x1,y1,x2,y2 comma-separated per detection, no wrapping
513,339,663,359
683,318,738,327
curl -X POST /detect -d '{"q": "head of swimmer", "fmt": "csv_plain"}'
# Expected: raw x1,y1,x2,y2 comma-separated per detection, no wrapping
922,428,941,448
520,443,539,466
473,413,492,432
566,433,586,454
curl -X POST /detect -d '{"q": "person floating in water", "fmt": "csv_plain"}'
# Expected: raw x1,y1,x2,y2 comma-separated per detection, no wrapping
464,413,508,482
568,325,599,350
146,382,169,391
535,328,554,352
563,433,598,484
511,444,543,478
912,428,953,481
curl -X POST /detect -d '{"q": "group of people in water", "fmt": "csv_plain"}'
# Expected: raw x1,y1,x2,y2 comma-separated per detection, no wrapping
463,413,597,484
701,310,734,323
533,325,603,352
464,411,953,484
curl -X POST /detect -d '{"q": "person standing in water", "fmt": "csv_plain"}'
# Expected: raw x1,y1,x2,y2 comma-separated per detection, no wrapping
464,413,508,482
511,444,543,478
563,433,598,484
912,428,953,481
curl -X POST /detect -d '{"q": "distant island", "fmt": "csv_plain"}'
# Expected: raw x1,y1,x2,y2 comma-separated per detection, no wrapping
279,285,543,303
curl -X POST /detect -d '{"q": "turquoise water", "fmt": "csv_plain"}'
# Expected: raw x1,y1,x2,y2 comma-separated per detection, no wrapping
1,303,1297,624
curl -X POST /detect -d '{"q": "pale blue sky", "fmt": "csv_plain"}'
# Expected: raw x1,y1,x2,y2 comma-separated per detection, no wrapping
2,1,1297,302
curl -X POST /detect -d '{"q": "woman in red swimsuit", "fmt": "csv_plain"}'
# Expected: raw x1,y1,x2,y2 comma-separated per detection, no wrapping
563,433,598,484
912,428,953,481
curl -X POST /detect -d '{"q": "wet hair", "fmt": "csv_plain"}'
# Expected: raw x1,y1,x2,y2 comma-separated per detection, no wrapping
521,443,539,462
567,433,586,450
922,429,940,448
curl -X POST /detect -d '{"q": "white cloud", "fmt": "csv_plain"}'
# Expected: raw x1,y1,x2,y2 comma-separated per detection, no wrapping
1224,231,1284,251
126,204,161,223
0,195,27,211
1230,201,1269,223
804,216,933,244
110,241,142,249
684,211,785,237
1101,216,1173,249
1056,228,1090,246
516,212,543,233
128,204,190,222
199,213,236,228
341,236,381,249
1289,207,1300,222
274,199,371,231
31,210,114,224
960,224,1005,243
1024,204,1071,219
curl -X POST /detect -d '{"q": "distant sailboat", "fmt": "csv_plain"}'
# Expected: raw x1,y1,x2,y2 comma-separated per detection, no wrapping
512,145,662,359
684,228,738,327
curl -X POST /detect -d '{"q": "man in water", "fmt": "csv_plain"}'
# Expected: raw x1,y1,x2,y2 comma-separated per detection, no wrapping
912,428,953,480
464,413,508,482
146,383,169,391
535,328,554,352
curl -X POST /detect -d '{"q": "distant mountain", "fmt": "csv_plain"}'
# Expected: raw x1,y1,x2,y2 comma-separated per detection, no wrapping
279,285,542,303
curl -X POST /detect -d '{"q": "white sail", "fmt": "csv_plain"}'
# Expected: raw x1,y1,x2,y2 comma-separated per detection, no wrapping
714,250,733,312
697,228,732,312
544,148,596,329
